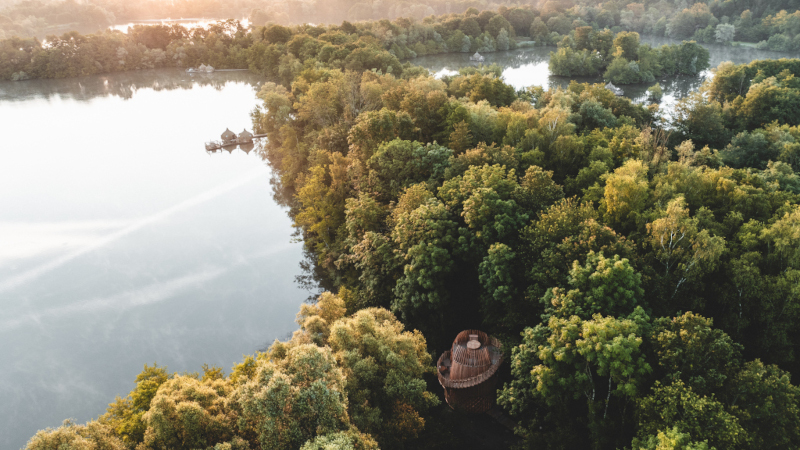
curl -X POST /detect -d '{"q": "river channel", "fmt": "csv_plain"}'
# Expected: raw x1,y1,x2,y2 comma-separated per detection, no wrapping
2,37,798,450
0,70,308,450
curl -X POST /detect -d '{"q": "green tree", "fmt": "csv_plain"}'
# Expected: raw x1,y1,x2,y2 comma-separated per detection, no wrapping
530,17,550,43
300,431,378,450
233,345,352,450
604,56,642,84
636,381,746,449
721,130,778,169
522,198,634,308
673,90,729,147
25,420,124,450
366,139,451,202
602,159,650,232
651,312,743,395
727,360,800,449
541,251,644,320
579,99,618,130
631,427,712,450
761,205,800,269
448,120,473,153
390,196,461,332
647,83,663,102
486,15,515,39
347,108,417,162
328,308,440,446
715,24,736,43
459,17,482,37
142,376,235,450
499,308,652,449
100,364,170,447
646,196,726,304
613,31,640,61
497,28,511,51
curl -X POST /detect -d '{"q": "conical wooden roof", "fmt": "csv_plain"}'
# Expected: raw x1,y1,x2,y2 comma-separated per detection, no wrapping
438,330,502,389
221,128,236,140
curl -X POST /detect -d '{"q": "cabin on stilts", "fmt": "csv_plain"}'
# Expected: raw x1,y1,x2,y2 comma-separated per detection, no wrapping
437,330,503,413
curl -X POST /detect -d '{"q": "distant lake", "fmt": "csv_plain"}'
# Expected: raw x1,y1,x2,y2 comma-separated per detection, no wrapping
109,18,250,33
0,70,309,450
413,37,800,115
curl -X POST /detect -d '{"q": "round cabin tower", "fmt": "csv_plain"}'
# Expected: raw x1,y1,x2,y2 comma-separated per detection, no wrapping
437,330,503,413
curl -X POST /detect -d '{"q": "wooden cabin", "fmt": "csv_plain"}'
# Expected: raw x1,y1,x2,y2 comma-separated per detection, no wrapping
437,330,503,413
221,128,237,144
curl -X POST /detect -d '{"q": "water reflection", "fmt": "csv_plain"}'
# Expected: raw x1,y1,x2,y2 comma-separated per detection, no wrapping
205,143,256,154
0,69,262,102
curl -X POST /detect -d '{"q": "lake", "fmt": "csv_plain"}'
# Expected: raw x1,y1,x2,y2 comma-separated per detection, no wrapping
414,37,800,113
0,70,309,450
110,18,250,33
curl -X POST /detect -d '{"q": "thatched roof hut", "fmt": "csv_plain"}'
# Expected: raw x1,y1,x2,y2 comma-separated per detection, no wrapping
221,128,237,143
437,330,503,413
238,129,254,143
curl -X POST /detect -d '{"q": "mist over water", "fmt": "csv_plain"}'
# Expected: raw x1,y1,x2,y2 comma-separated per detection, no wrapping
0,70,309,450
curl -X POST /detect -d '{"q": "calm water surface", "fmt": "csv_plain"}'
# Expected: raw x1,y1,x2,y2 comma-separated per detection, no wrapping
110,18,250,33
414,38,800,112
0,70,308,449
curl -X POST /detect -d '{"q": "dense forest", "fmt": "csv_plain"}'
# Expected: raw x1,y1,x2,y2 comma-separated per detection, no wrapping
549,28,712,83
0,9,713,83
18,6,800,450
4,0,800,52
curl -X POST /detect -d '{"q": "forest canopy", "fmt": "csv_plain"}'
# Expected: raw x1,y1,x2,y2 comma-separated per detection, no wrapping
18,7,800,450
4,0,800,53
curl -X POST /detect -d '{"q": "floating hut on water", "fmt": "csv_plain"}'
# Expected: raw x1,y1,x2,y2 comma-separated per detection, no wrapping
437,330,503,413
187,64,215,73
206,128,267,152
605,82,624,96
237,129,254,144
470,52,485,62
221,128,237,144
